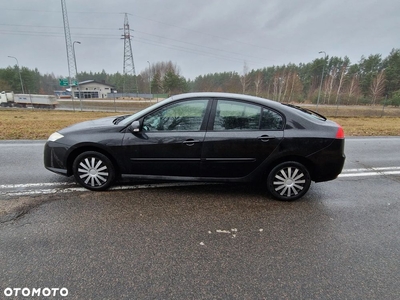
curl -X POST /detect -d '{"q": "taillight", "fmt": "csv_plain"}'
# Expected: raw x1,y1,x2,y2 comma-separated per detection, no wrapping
335,125,345,139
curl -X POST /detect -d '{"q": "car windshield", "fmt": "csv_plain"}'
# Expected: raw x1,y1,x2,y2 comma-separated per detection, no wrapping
117,97,174,126
283,104,327,121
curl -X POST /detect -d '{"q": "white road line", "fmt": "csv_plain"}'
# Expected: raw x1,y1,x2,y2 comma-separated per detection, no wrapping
339,166,400,178
339,171,400,178
1,167,399,196
1,182,209,196
4,187,85,196
0,182,74,189
341,167,400,172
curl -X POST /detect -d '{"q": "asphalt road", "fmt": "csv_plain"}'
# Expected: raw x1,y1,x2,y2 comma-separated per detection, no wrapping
0,137,400,299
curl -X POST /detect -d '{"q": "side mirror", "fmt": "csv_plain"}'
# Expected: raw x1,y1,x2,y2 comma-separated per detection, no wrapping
128,121,141,133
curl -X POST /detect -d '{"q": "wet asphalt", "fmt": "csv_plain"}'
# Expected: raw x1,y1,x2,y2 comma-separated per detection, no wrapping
1,137,400,299
1,174,400,299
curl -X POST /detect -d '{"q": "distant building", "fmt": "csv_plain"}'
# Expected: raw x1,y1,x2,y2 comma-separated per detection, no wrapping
71,80,115,99
54,90,71,99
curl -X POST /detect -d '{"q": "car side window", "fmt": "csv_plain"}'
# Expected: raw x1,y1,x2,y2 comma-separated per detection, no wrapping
213,100,283,131
142,99,208,131
213,100,261,130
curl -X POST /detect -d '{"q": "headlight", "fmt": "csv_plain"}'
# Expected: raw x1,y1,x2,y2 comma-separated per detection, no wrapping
48,132,64,142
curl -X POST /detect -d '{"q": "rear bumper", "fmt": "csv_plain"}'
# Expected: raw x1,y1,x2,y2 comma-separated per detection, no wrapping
308,139,346,182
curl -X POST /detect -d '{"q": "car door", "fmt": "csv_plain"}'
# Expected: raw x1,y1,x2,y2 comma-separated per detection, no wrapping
201,99,284,178
121,98,210,177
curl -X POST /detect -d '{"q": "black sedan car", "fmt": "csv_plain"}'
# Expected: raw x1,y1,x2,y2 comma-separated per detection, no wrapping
44,92,345,201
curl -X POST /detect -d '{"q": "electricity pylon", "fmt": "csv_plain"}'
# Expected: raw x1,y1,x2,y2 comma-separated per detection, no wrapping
61,0,77,88
121,13,138,95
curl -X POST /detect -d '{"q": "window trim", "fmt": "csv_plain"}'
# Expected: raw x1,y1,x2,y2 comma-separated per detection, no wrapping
141,98,212,132
207,98,285,131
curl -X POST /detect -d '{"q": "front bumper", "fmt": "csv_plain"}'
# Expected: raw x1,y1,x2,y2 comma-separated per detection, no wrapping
43,141,70,176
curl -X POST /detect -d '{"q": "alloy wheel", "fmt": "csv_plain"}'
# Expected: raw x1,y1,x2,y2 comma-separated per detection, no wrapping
267,162,311,201
73,151,115,191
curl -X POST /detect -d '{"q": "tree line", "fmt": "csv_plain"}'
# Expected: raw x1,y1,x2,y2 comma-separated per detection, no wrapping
1,49,399,106
191,49,400,106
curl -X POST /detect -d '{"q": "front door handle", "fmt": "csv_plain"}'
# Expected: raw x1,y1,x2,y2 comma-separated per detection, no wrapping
183,139,199,146
257,135,275,142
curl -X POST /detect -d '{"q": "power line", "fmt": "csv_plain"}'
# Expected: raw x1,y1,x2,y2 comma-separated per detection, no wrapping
1,9,283,72
0,26,271,65
1,8,279,52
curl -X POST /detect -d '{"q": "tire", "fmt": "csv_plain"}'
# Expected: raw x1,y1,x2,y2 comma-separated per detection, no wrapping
267,161,311,201
72,151,115,191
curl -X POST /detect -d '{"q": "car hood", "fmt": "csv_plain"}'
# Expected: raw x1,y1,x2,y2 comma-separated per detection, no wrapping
58,116,119,134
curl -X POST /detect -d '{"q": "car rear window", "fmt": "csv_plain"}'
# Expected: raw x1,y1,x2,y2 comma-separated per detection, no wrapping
283,104,327,121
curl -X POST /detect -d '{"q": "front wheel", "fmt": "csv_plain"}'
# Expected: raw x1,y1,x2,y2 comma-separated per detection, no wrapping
267,161,311,201
72,151,115,191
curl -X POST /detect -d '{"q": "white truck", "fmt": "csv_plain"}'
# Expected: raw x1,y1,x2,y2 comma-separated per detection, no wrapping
0,91,58,109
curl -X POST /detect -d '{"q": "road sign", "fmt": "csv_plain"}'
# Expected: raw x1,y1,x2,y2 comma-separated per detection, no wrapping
59,79,69,86
59,79,78,86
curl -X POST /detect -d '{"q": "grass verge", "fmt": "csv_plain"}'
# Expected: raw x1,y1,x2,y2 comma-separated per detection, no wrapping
0,107,399,140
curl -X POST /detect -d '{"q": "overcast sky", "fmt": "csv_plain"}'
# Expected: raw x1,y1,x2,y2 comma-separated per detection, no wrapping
2,0,399,80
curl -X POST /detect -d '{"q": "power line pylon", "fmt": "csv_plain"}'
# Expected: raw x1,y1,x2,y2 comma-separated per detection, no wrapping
61,0,77,88
121,13,138,95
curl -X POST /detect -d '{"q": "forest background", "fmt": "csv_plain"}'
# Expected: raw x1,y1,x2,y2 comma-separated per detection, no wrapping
1,48,400,107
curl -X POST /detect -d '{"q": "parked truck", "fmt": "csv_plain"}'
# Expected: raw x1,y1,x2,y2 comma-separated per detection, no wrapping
0,91,58,109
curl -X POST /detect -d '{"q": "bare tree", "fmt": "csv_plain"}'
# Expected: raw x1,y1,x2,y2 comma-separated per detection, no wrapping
288,72,299,103
266,81,272,99
370,69,386,104
254,71,263,96
273,75,279,101
326,68,338,104
346,74,360,104
282,71,290,103
150,61,181,80
335,64,347,104
240,62,251,94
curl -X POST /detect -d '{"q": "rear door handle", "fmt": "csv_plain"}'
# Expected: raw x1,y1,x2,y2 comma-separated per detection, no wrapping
183,139,199,146
257,135,275,142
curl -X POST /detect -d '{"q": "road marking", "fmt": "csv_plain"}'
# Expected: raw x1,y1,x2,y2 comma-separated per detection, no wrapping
342,167,400,172
339,166,400,178
0,182,74,189
339,171,400,178
1,167,399,196
1,182,209,197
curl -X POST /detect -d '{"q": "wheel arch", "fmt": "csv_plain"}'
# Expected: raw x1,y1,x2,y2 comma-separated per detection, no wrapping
264,155,317,181
66,146,120,178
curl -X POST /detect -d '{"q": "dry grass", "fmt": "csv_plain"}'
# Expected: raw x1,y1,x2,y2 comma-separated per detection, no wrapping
331,117,400,136
0,107,399,140
0,110,115,140
312,105,400,118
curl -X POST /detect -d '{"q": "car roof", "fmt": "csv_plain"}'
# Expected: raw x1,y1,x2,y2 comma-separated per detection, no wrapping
121,92,321,127
169,92,285,110
167,93,331,125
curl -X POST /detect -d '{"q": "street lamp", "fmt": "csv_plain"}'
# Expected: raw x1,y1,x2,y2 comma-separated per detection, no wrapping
147,61,152,99
316,51,327,112
72,41,82,111
8,56,25,94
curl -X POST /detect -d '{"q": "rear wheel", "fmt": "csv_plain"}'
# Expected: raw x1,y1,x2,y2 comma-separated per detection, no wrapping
267,161,311,201
73,151,115,191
